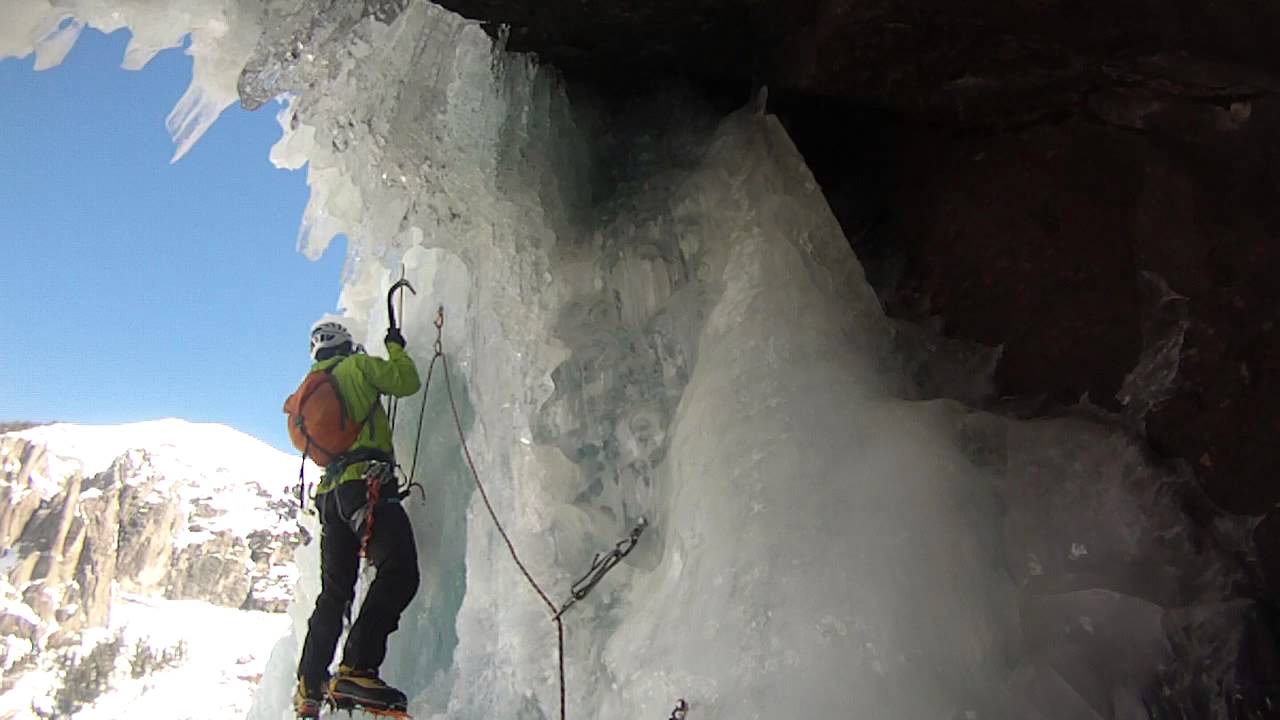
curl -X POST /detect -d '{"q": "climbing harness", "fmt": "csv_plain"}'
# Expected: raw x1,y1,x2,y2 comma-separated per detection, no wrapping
556,518,648,619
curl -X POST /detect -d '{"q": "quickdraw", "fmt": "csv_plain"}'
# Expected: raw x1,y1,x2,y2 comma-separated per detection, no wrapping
402,307,681,720
556,518,648,619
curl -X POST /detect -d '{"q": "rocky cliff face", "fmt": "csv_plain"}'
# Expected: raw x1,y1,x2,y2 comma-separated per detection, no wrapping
0,424,303,669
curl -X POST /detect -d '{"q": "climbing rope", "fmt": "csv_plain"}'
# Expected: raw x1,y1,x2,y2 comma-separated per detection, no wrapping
406,308,445,489
418,307,682,720
362,473,379,558
360,462,392,559
432,311,565,714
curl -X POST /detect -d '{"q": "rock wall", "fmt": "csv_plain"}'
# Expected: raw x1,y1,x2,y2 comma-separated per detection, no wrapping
859,97,1280,592
0,436,300,655
777,79,1280,717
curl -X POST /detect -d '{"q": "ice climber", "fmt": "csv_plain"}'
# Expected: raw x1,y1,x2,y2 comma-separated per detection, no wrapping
286,318,421,718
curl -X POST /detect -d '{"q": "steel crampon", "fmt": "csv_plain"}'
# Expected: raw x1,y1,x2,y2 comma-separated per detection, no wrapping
326,696,412,720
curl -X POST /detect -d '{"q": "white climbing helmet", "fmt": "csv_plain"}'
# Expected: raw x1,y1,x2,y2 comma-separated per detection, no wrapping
309,318,353,359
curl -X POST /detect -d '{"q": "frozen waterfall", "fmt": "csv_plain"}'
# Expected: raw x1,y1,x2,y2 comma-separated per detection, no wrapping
4,2,1248,719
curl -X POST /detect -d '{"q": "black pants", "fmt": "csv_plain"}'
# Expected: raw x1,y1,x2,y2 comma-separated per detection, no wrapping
297,477,419,685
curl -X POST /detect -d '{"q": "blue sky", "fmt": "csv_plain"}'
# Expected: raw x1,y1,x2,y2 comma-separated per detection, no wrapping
0,29,346,453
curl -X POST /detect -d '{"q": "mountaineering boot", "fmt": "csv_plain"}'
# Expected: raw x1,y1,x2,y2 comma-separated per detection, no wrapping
294,676,326,718
330,666,408,711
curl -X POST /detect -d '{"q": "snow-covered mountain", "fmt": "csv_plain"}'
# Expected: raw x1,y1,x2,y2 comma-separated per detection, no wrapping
0,419,314,718
13,419,308,566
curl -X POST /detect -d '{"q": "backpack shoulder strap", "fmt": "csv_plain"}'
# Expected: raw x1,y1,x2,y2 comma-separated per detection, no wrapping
325,355,382,428
318,357,352,429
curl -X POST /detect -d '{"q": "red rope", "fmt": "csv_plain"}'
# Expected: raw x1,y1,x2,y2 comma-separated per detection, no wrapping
429,308,673,720
432,309,565,719
361,466,383,558
442,351,558,614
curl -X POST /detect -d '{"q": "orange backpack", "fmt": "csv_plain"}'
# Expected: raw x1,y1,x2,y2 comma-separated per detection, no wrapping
283,361,363,466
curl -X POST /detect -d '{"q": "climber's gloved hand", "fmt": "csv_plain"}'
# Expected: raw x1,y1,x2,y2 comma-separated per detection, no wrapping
385,327,407,348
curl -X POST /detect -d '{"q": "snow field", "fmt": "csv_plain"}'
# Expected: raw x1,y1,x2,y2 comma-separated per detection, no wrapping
2,592,288,720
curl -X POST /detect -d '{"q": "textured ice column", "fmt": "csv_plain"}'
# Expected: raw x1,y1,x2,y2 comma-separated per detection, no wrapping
571,112,1012,720
242,3,1019,710
248,5,589,717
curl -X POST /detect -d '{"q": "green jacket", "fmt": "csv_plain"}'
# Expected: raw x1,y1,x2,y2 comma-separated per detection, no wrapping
313,340,420,493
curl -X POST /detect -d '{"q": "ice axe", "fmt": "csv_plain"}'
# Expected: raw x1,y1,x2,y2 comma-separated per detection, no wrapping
387,278,416,331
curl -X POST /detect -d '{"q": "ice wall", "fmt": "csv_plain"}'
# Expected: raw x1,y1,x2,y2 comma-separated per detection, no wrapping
574,114,1020,719
240,4,1022,714
5,2,1253,718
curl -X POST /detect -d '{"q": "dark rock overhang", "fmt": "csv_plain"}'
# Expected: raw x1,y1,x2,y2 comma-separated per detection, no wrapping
431,0,1280,125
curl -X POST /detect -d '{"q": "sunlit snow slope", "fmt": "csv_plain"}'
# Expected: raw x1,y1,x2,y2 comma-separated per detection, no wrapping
2,593,288,719
1,419,310,718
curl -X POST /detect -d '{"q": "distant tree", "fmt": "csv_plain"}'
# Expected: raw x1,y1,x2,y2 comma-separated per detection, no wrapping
0,421,54,434
54,633,123,715
129,638,189,678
